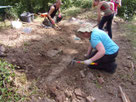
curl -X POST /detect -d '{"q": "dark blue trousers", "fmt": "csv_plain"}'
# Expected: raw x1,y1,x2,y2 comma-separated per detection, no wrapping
98,14,114,38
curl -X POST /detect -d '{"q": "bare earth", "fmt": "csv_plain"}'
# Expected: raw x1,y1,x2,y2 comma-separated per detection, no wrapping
0,12,136,102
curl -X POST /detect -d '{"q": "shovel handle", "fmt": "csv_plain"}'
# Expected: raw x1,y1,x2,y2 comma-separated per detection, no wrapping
76,61,98,65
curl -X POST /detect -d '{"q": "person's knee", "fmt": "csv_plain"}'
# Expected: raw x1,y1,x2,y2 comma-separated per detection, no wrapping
88,62,117,74
102,62,117,74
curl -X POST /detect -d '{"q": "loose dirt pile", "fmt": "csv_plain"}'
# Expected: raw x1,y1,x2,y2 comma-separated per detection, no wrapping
0,15,136,102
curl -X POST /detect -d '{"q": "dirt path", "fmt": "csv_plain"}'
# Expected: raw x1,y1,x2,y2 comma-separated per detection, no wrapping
0,15,136,102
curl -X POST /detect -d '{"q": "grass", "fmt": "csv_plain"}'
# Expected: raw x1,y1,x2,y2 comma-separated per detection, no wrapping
0,59,39,102
0,59,22,102
0,20,11,29
121,20,136,59
62,6,82,19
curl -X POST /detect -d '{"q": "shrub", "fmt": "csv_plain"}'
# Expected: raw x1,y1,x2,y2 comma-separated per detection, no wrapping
0,59,22,101
118,0,136,20
72,0,92,8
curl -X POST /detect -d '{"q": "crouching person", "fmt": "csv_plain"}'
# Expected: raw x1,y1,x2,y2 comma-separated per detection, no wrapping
77,23,119,74
42,0,63,28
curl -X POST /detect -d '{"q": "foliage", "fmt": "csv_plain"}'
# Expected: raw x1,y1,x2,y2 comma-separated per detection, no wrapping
0,59,23,101
73,0,92,8
118,0,136,20
1,0,136,20
1,0,93,19
120,20,136,59
63,7,82,18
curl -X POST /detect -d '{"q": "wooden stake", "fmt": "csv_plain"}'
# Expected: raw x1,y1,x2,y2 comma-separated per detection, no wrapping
119,86,131,102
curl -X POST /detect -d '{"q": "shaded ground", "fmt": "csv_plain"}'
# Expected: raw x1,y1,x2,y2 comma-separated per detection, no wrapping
0,11,136,102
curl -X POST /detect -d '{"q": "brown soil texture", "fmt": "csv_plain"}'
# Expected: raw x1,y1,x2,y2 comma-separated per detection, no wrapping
0,15,136,102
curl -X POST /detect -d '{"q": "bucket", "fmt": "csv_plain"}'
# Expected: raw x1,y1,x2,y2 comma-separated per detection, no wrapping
20,12,34,22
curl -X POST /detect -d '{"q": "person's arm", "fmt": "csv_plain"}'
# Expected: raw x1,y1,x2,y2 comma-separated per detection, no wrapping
86,43,93,57
108,2,114,12
83,42,105,64
119,0,122,7
58,8,61,17
111,2,114,12
47,6,56,25
90,42,105,62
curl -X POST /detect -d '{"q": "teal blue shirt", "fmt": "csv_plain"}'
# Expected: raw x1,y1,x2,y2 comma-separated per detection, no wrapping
89,28,119,55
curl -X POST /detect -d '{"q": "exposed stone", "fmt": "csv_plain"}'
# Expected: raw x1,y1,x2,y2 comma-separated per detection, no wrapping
47,49,63,57
65,89,73,97
86,96,96,102
74,88,82,97
97,77,104,84
41,97,56,102
56,91,66,102
80,70,85,78
0,45,6,52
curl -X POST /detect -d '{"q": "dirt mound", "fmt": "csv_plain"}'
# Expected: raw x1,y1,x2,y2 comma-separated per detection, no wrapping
0,17,136,102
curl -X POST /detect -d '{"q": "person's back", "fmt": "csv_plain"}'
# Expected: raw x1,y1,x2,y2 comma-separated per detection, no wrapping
48,3,59,18
90,28,119,55
100,1,113,16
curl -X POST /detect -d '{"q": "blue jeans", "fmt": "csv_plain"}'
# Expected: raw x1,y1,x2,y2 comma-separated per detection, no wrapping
98,14,114,38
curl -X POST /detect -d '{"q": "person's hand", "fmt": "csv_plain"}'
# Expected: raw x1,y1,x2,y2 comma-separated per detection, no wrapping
58,14,61,18
83,59,93,65
52,20,55,25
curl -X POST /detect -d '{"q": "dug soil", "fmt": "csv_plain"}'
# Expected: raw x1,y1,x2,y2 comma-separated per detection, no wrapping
0,11,136,102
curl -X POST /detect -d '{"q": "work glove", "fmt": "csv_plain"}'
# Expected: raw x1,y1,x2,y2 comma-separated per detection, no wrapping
83,59,93,65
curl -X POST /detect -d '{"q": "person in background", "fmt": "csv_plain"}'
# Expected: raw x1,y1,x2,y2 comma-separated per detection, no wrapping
93,0,114,38
110,0,122,16
77,23,119,74
42,0,62,28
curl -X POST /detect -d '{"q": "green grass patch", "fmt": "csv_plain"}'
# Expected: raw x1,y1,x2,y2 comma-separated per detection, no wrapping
0,59,22,102
62,6,82,19
0,20,11,29
121,21,136,59
0,59,39,102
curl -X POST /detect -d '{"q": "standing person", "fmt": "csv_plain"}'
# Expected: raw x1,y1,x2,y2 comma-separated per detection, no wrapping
93,0,114,38
77,23,119,73
110,0,122,16
42,0,62,28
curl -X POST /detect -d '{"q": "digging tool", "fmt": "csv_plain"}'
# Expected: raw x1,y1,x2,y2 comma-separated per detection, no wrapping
69,59,98,66
54,24,61,30
35,13,61,30
93,24,98,28
34,13,48,18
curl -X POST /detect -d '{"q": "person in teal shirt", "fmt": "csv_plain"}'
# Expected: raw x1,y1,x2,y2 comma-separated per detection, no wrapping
77,23,119,73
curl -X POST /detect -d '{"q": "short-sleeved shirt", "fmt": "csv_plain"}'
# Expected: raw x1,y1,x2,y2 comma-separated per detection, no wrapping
100,2,113,16
90,28,119,55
